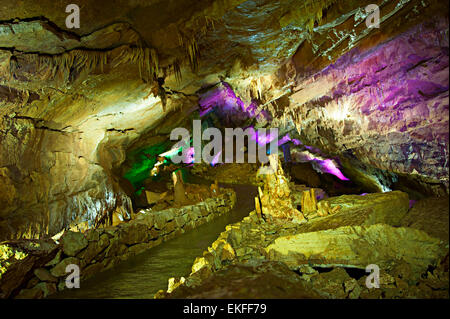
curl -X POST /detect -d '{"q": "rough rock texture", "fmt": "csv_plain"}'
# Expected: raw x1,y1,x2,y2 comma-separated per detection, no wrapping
316,191,410,226
162,259,323,299
60,231,88,257
400,196,449,242
265,224,445,273
0,188,236,298
161,186,448,299
0,239,58,298
285,17,449,191
0,0,448,241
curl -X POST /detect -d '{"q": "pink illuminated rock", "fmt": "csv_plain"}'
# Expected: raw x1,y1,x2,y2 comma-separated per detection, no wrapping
287,18,449,188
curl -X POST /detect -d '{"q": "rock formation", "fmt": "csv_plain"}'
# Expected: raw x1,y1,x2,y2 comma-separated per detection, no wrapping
0,0,448,301
256,155,304,222
172,170,187,205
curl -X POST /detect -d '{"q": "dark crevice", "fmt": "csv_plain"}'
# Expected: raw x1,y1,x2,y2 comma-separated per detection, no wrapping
106,128,135,133
312,266,334,273
344,267,367,280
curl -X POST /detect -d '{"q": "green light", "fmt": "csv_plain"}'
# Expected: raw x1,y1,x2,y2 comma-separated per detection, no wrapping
123,142,170,191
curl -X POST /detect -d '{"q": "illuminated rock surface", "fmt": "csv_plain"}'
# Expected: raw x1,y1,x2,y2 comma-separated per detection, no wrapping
0,0,448,300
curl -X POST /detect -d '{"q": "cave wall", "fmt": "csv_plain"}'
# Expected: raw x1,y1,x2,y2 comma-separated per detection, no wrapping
284,17,448,192
0,20,197,240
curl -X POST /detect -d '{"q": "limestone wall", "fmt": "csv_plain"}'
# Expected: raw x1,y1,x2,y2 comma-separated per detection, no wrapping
0,189,236,299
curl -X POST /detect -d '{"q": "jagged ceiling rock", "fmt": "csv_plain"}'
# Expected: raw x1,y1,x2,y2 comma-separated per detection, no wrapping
0,20,139,54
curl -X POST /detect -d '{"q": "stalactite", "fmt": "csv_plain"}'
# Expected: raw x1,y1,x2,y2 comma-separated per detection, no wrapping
173,58,182,83
177,16,216,72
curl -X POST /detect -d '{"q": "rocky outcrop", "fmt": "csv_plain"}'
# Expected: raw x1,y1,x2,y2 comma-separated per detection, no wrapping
284,17,449,191
315,191,409,226
1,0,448,242
160,189,448,299
400,196,450,242
265,224,445,273
161,259,323,299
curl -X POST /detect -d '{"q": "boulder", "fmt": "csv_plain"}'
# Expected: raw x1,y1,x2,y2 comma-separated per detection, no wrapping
265,224,445,274
33,268,57,283
61,231,88,256
153,213,167,229
78,233,110,263
211,239,235,262
165,260,322,299
104,236,128,257
50,257,81,277
118,222,149,245
307,268,351,299
174,215,187,228
295,192,411,233
45,250,62,267
316,191,409,226
164,219,177,234
400,196,449,242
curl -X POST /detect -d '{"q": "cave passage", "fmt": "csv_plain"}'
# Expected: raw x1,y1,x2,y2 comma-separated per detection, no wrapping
52,182,257,298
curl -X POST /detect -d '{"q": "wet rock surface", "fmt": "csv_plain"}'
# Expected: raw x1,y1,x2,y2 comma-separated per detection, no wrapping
285,16,449,192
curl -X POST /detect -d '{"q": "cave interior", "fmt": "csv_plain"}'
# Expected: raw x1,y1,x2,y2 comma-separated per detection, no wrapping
0,0,449,300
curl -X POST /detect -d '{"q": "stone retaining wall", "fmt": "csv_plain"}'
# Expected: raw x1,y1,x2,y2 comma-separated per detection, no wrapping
0,189,236,299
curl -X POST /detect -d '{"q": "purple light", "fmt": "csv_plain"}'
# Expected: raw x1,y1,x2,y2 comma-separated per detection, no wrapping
315,159,350,181
294,150,350,181
211,150,222,166
277,134,302,146
198,82,270,122
182,147,195,164
246,127,277,146
278,133,291,146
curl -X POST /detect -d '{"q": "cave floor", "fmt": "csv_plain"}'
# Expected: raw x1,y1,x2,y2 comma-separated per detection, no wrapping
50,184,257,298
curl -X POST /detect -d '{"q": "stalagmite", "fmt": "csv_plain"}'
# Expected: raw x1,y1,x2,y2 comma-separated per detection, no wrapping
300,188,318,217
172,170,187,205
210,179,219,196
257,154,305,222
